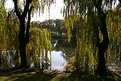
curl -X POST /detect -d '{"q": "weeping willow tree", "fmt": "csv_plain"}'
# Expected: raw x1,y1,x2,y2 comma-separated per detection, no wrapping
64,0,121,75
6,11,20,66
106,6,121,66
0,0,20,66
26,27,51,69
0,0,7,65
64,16,96,73
6,10,19,50
0,0,7,50
12,0,55,68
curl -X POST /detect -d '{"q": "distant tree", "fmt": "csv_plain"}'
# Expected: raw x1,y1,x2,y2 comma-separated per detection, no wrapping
54,19,63,34
31,21,41,28
39,19,64,34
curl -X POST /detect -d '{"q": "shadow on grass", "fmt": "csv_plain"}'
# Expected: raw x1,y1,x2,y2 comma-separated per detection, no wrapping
0,67,55,81
51,71,121,81
0,67,121,81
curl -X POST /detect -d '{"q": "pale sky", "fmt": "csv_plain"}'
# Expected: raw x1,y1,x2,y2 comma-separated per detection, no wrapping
5,0,64,22
31,0,64,22
4,0,119,22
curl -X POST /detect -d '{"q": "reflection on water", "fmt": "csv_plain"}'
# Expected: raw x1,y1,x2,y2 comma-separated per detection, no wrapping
0,50,67,71
30,50,67,71
0,39,121,72
51,51,66,71
0,40,69,71
0,50,17,68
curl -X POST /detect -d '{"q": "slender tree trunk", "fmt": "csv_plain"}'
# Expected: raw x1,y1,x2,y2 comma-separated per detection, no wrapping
71,23,77,47
45,51,48,69
15,50,19,66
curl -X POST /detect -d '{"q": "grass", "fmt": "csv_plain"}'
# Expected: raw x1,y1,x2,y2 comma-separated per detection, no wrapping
0,67,121,81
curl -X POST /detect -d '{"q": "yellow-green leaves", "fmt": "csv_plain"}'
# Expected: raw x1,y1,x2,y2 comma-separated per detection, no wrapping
26,27,51,68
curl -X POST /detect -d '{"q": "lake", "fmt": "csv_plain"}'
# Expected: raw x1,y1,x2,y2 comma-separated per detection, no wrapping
0,39,121,72
0,39,74,71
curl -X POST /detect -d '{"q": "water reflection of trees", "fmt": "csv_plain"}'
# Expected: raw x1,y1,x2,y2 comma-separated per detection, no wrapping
0,50,18,67
53,39,121,72
0,38,120,71
53,39,75,62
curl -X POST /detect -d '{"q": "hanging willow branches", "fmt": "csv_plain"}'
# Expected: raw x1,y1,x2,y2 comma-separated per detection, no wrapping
63,0,121,74
26,27,51,68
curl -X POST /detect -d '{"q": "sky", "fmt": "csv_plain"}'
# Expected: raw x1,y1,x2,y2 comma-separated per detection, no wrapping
31,0,64,22
5,0,64,22
4,0,120,22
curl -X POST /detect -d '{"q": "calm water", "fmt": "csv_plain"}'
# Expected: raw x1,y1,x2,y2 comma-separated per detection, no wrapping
0,39,121,71
29,51,67,71
50,51,67,70
0,40,71,71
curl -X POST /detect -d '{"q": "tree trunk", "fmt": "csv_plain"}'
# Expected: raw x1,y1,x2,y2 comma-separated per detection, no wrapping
13,0,33,68
18,6,33,68
96,11,109,75
93,0,109,75
19,44,27,68
71,23,77,47
97,46,107,75
19,20,27,68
